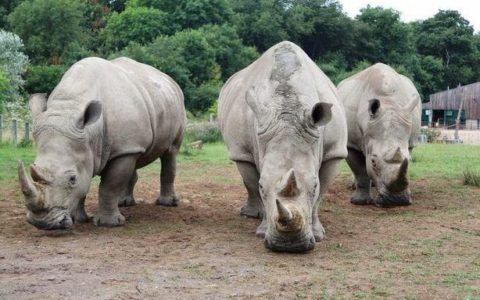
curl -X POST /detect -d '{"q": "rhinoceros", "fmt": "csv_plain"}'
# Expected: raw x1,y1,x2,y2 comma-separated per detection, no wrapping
337,63,421,207
218,41,348,252
18,57,186,230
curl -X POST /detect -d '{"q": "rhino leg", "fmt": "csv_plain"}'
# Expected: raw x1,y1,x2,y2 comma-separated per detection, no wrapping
93,155,139,227
236,161,264,219
156,151,179,207
346,148,373,205
71,196,90,223
313,158,341,241
118,171,137,207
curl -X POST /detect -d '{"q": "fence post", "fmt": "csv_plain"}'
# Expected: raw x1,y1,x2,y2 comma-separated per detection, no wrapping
11,119,17,145
0,114,3,143
24,122,30,143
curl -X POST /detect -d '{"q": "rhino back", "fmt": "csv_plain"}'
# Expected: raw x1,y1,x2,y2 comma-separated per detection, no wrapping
219,41,347,166
337,63,421,151
48,57,185,171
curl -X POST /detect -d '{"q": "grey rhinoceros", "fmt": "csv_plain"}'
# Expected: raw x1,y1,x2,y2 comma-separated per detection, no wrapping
18,57,186,230
218,41,348,252
337,63,421,207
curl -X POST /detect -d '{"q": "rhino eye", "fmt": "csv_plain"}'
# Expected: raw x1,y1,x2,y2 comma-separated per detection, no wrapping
68,175,77,186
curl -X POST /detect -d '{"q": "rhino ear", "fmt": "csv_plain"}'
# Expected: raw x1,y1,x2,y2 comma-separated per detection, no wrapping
309,102,332,127
245,86,266,117
78,100,102,129
368,98,381,118
29,93,47,118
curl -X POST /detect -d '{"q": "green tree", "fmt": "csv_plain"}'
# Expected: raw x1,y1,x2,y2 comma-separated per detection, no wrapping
230,0,289,52
130,0,233,32
0,69,10,112
0,30,28,111
415,10,479,89
8,0,87,64
285,0,355,61
199,24,258,80
119,29,221,113
354,6,414,65
102,6,169,51
24,65,68,95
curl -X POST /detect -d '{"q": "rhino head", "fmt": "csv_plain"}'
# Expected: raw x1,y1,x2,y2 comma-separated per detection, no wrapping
246,86,332,252
18,94,102,230
364,96,418,207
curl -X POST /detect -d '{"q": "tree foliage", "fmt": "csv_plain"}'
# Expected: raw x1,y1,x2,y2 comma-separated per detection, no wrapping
7,0,86,64
2,0,480,114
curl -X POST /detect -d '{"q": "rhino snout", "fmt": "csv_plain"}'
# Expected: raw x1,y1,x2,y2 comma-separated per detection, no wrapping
27,210,73,230
264,234,316,253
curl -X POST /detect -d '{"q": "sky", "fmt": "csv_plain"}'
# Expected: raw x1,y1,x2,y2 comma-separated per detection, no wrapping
339,0,480,32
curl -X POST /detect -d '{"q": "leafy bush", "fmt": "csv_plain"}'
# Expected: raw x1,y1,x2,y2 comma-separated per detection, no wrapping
420,127,441,143
463,169,480,187
184,122,222,143
24,65,68,94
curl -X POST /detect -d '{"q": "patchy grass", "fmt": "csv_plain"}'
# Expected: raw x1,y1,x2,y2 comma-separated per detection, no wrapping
463,169,480,187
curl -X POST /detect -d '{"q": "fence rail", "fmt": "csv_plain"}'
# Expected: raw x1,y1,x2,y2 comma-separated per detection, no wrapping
0,114,32,145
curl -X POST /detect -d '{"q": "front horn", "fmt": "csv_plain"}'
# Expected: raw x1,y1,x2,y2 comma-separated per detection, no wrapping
275,199,304,233
18,161,44,212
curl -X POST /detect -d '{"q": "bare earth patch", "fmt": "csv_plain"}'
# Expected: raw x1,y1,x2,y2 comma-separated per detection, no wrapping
1,161,479,299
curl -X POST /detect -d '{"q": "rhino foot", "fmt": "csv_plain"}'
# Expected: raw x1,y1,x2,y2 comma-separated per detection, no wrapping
118,196,136,207
156,195,179,207
350,193,373,205
240,205,263,218
71,209,90,224
93,212,125,227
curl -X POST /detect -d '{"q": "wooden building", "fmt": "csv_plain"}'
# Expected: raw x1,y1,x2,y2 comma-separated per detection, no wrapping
422,82,480,129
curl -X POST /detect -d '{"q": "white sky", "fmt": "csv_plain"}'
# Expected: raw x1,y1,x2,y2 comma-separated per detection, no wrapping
339,0,480,32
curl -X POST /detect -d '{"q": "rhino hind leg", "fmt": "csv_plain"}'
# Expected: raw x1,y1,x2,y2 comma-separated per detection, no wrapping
93,155,139,227
72,196,90,223
236,161,264,219
156,151,179,207
346,148,373,205
118,171,138,207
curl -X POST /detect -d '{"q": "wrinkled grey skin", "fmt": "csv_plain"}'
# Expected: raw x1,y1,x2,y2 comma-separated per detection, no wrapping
337,63,421,207
18,57,186,230
218,41,348,252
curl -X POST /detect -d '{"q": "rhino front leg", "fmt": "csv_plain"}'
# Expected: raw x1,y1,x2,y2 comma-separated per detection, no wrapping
236,161,264,219
72,196,90,223
93,155,139,227
314,158,342,241
346,148,372,205
118,171,137,207
156,151,179,206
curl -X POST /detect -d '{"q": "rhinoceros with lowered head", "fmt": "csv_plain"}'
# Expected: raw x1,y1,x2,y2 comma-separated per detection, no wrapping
18,57,186,230
218,41,348,252
337,63,421,207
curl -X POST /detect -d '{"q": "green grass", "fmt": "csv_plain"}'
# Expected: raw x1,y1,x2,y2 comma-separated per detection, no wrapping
1,142,479,183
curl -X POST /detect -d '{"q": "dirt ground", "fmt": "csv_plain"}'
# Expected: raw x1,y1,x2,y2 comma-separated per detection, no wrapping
1,161,479,299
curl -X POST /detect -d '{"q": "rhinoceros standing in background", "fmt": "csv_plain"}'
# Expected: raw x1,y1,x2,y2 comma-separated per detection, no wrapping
18,57,186,230
219,41,348,252
337,63,421,207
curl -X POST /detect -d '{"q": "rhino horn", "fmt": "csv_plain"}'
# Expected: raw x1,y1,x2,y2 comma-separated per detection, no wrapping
389,147,403,163
18,161,44,212
275,200,304,233
279,168,299,197
30,164,52,184
397,158,409,181
276,199,293,221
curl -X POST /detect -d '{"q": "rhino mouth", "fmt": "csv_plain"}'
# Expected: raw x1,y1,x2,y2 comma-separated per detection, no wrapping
374,192,411,208
264,233,316,253
27,207,73,230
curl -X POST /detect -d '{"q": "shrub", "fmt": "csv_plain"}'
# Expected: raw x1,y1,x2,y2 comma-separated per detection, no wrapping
184,121,222,143
420,127,441,143
24,65,68,94
463,169,480,187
